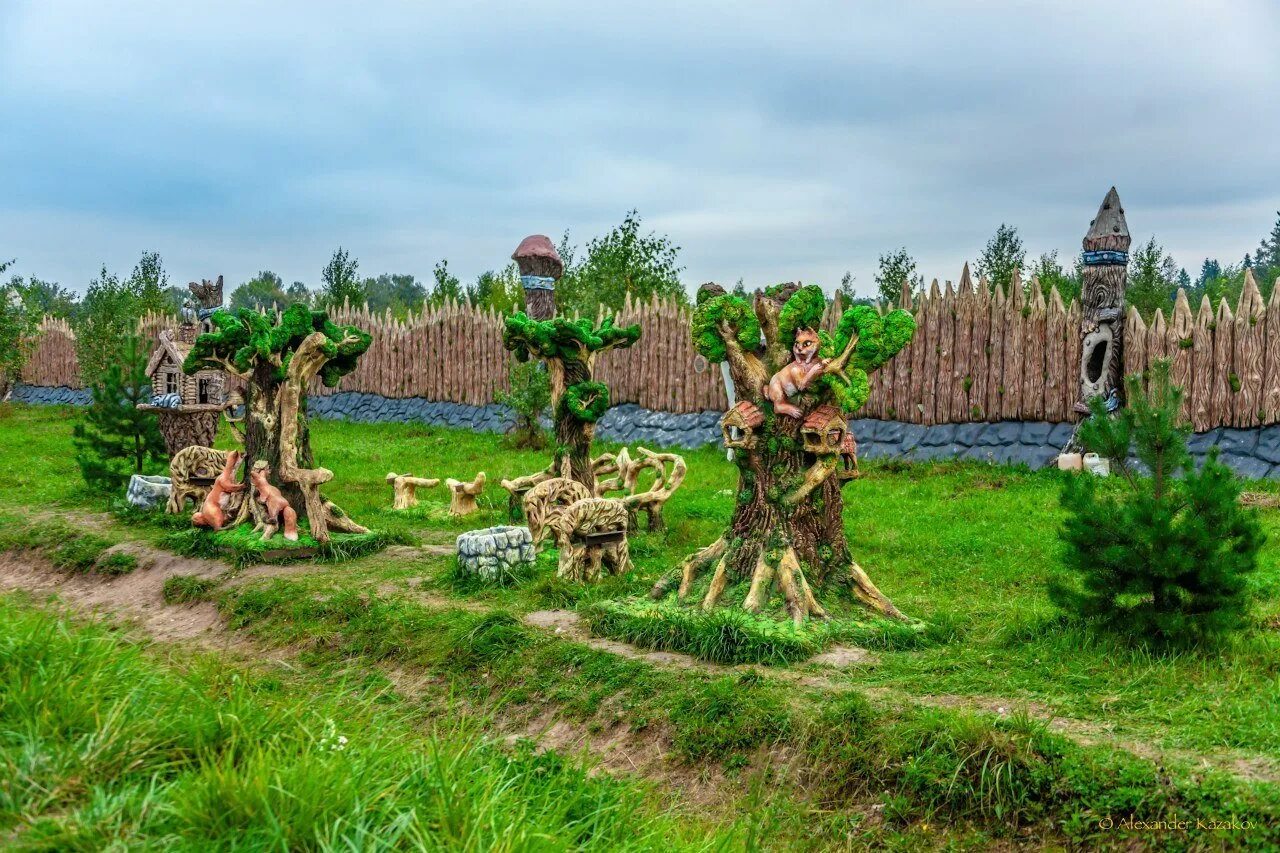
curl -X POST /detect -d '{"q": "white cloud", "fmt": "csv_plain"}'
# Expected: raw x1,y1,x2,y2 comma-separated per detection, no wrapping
1,0,1276,295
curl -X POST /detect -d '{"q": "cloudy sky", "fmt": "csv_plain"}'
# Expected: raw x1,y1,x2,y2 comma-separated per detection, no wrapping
2,1,1278,297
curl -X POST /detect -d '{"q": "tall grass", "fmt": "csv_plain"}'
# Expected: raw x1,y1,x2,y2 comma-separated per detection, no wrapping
0,595,734,850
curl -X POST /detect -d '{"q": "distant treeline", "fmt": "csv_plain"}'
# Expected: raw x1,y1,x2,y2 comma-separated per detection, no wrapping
4,207,1279,396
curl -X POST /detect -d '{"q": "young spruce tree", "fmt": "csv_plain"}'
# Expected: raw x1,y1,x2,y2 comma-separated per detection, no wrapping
72,335,166,492
1053,360,1262,642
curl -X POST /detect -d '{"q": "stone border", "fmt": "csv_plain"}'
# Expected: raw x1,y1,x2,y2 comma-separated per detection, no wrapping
14,384,1280,479
10,384,92,406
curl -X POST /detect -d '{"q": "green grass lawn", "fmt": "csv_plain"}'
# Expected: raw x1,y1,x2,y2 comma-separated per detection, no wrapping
4,400,1280,848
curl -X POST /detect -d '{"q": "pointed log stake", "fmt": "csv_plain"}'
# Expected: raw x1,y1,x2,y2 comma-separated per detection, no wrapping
1234,270,1266,427
1191,296,1216,431
1170,289,1194,424
1212,299,1235,429
1263,281,1280,423
1124,307,1148,395
446,472,487,517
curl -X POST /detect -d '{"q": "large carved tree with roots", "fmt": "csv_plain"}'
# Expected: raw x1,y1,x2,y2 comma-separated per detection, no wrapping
503,314,641,492
183,304,372,543
652,283,915,623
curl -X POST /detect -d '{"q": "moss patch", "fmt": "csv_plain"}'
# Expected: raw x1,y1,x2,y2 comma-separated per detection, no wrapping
582,597,928,665
162,523,400,568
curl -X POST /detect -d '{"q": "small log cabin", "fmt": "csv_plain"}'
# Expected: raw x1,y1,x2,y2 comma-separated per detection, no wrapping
145,325,226,406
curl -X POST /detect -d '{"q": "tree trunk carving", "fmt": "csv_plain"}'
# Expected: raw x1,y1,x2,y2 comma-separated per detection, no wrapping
652,283,915,623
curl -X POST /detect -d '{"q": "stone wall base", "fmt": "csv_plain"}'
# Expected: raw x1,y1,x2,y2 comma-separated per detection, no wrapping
15,384,1280,479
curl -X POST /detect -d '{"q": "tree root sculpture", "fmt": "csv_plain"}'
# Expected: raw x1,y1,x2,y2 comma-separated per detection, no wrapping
523,476,593,546
386,472,441,510
446,472,486,517
502,453,629,521
545,497,633,582
594,447,687,532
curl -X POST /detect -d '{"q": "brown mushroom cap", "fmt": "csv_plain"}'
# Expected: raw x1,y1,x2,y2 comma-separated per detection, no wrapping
512,235,564,279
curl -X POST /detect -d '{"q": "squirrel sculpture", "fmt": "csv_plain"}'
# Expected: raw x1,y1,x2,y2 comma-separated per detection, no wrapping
764,328,828,418
249,461,299,541
191,450,244,530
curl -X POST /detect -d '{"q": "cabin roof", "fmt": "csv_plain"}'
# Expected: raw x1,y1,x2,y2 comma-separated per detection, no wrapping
802,404,844,432
144,330,192,376
725,400,764,428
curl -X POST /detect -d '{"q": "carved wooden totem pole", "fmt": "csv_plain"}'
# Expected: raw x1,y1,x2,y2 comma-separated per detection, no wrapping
1074,187,1131,414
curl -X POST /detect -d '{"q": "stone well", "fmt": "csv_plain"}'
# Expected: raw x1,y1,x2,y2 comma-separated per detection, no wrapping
456,525,535,582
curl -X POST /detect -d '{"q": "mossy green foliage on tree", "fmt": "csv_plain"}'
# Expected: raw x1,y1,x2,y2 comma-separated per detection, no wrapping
561,380,610,423
503,314,640,366
690,290,759,363
1053,360,1263,643
72,335,166,493
502,314,639,426
183,303,371,385
692,284,915,414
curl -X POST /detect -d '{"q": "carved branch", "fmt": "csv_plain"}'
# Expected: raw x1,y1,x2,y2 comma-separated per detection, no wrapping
782,456,838,506
718,320,768,402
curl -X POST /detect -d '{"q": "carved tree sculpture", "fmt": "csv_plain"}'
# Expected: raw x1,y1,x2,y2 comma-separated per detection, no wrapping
182,304,371,543
524,476,593,546
546,497,633,582
1075,186,1131,413
502,453,623,520
651,283,915,623
446,472,486,517
595,446,686,531
386,472,440,510
503,315,640,492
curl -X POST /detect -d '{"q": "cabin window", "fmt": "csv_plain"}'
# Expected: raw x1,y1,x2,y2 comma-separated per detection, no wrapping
198,378,210,404
165,372,178,395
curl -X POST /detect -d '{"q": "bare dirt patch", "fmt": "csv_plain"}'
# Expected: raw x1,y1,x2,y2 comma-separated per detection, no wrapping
0,549,230,646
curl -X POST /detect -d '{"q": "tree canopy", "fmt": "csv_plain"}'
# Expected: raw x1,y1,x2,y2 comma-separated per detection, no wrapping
873,248,923,305
555,211,686,315
230,270,288,311
321,247,364,309
184,303,371,387
503,313,641,364
975,224,1026,296
692,284,914,414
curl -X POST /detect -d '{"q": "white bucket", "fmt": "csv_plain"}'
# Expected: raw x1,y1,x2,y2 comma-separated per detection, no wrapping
1083,453,1110,477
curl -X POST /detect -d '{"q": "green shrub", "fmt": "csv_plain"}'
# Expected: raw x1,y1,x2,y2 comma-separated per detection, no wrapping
495,358,550,449
1053,360,1263,643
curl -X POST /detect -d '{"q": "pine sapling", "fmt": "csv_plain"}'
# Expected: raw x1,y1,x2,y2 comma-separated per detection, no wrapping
72,335,167,492
1053,360,1263,643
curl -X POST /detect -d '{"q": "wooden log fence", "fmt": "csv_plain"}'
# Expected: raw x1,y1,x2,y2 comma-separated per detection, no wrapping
18,270,1280,428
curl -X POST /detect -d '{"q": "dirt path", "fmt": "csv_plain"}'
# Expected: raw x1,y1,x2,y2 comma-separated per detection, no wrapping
3,543,1278,787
